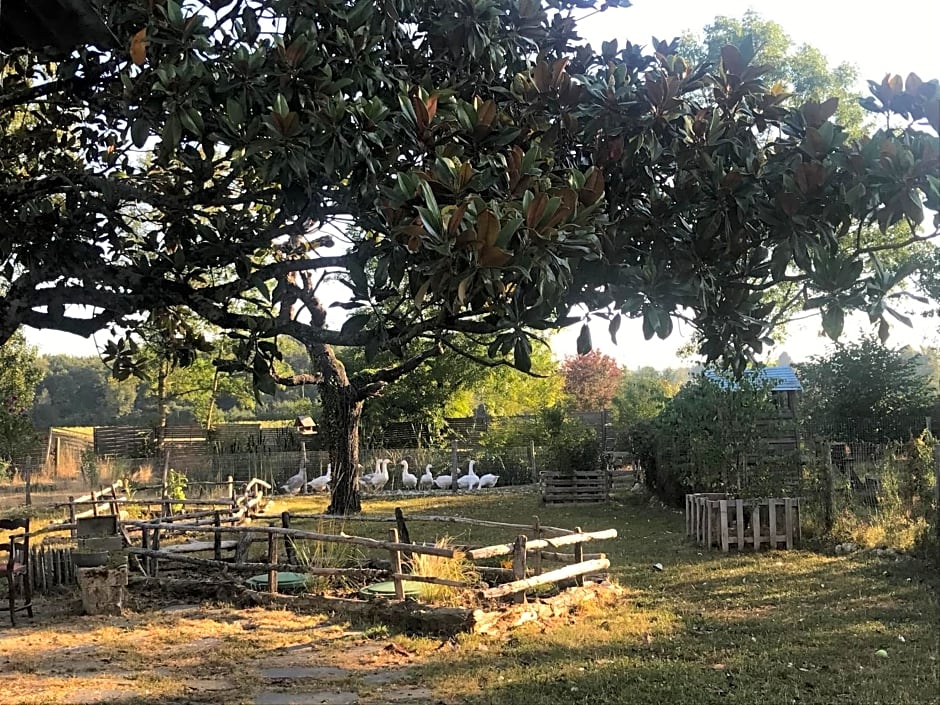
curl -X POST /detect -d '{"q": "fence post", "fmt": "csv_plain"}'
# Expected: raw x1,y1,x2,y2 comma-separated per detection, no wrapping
819,439,834,534
512,534,527,603
227,475,235,503
281,511,296,565
267,526,278,593
213,512,222,562
388,528,404,600
450,439,459,492
529,441,537,484
151,522,161,577
934,445,940,512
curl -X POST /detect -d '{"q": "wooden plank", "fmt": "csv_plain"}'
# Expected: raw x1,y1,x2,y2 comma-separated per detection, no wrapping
752,505,760,551
719,500,729,553
768,499,777,550
389,528,404,600
784,498,794,550
735,499,745,550
162,540,239,554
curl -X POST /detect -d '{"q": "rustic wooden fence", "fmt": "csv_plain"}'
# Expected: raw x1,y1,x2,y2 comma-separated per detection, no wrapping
120,509,616,602
686,493,802,552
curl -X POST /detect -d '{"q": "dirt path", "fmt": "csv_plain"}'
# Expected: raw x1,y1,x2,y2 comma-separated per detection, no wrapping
0,596,445,705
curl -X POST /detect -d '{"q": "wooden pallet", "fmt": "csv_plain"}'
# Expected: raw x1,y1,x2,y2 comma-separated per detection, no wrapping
541,471,609,504
686,493,801,551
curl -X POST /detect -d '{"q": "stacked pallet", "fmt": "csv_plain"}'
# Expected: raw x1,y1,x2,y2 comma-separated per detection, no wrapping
541,469,609,503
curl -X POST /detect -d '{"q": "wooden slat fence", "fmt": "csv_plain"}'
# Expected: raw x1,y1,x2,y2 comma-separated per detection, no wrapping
685,493,802,552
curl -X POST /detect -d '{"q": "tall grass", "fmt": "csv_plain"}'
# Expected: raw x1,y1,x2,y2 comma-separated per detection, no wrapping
292,519,362,591
407,536,481,606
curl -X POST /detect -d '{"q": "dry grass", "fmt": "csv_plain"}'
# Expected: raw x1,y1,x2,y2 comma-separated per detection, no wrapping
2,486,937,705
408,536,482,605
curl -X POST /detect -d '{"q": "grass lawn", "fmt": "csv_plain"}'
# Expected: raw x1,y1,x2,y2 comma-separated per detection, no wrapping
273,488,940,705
1,487,936,705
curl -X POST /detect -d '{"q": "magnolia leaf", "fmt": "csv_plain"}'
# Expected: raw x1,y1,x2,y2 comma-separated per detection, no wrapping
513,337,532,372
608,313,621,345
129,29,148,66
576,323,592,355
878,317,890,343
821,305,844,340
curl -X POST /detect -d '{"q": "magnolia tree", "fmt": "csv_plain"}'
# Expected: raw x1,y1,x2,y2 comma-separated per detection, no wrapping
1,0,939,513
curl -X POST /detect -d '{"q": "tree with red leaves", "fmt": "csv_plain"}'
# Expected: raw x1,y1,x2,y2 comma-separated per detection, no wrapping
562,351,623,411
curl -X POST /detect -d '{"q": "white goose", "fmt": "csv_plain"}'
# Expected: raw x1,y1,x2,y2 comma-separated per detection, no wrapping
360,458,384,491
477,472,499,489
280,466,306,494
419,464,434,489
432,468,454,490
306,464,331,492
365,458,391,492
400,460,418,490
457,460,480,490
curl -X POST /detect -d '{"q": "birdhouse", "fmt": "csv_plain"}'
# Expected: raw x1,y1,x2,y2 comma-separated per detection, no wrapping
293,415,318,436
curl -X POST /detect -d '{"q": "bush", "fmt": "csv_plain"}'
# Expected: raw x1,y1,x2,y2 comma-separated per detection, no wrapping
540,408,602,475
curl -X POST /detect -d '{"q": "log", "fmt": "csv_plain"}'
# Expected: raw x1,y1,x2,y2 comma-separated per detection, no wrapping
132,522,462,558
388,573,473,588
283,512,571,536
467,528,617,560
538,550,605,563
126,548,388,577
480,558,611,600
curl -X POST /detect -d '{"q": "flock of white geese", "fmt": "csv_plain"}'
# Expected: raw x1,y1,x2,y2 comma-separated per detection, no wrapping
280,458,499,494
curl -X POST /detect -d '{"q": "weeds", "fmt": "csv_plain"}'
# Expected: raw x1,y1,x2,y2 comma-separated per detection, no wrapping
407,536,481,606
292,519,362,591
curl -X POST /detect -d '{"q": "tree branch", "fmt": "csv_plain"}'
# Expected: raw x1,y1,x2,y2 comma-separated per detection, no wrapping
352,344,442,401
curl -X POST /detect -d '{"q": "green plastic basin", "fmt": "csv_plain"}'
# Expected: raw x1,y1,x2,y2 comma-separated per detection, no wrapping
359,580,423,599
246,571,311,594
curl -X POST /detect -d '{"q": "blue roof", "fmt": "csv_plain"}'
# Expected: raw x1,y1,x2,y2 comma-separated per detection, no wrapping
704,365,802,392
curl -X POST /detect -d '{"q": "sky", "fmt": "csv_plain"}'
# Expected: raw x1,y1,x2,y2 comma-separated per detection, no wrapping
23,0,940,368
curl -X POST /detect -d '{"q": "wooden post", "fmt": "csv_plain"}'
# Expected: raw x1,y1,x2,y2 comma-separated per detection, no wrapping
388,528,404,600
54,436,62,475
821,440,834,533
109,485,119,517
768,499,777,549
141,526,151,577
573,527,584,586
24,464,31,506
394,508,412,569
529,440,537,484
735,499,745,551
281,512,296,565
784,498,794,549
719,500,729,553
512,535,528,603
267,527,279,593
68,496,77,539
227,475,235,503
151,523,161,577
92,489,99,517
450,440,459,492
213,512,222,561
532,516,542,575
705,500,713,549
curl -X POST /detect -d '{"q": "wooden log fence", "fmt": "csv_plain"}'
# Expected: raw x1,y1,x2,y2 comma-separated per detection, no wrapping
685,493,802,552
114,507,617,602
285,512,573,537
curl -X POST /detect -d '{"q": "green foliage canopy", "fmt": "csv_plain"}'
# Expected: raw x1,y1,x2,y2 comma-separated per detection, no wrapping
797,335,936,442
0,332,43,464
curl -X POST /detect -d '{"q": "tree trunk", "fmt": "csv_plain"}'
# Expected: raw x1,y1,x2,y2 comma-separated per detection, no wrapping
156,358,169,450
310,344,363,515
